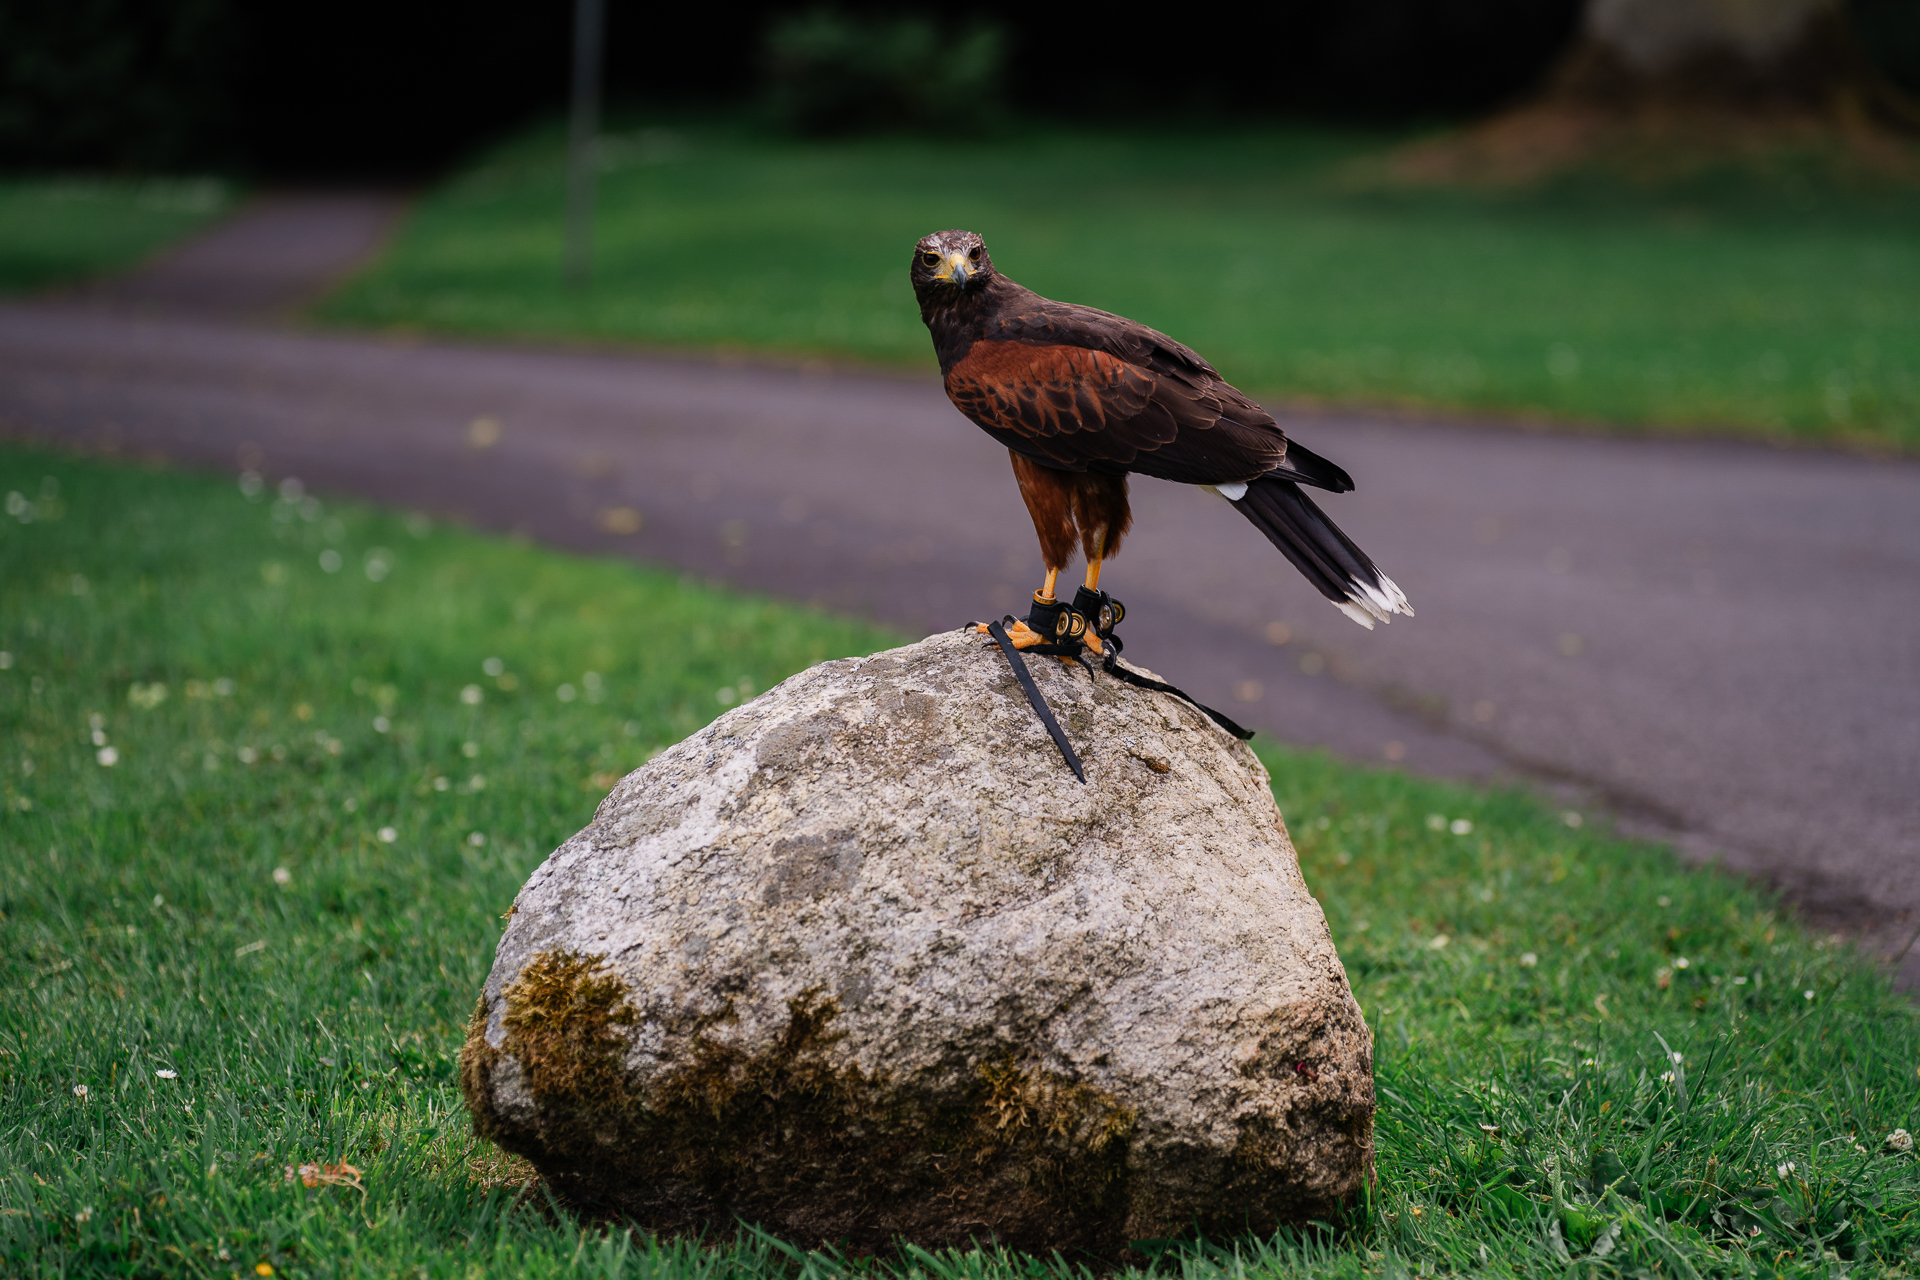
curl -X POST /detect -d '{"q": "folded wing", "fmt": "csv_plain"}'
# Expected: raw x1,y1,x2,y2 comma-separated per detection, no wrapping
944,335,1288,485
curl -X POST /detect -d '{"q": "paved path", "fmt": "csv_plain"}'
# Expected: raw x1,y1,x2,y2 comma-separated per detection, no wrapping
70,190,410,318
4,195,1917,985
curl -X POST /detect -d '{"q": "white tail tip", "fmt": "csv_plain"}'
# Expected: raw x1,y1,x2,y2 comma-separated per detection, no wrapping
1333,572,1413,628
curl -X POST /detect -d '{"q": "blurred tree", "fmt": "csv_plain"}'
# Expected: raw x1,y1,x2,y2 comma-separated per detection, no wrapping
1553,0,1916,123
1391,0,1920,181
762,11,1005,135
2,0,1914,177
0,0,243,170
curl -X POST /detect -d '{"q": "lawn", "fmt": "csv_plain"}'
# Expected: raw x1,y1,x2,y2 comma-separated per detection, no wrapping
0,177,236,294
2,444,1917,1278
317,119,1920,450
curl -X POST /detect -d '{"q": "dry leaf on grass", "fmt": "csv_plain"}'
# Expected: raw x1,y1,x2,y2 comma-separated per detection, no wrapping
284,1161,364,1190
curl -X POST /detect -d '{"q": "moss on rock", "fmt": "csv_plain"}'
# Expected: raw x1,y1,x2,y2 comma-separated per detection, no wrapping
463,965,1148,1249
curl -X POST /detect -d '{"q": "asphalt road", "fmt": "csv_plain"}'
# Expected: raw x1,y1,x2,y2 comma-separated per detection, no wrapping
5,195,1917,985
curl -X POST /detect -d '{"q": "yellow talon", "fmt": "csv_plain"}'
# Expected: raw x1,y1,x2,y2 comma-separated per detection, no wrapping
975,620,1048,649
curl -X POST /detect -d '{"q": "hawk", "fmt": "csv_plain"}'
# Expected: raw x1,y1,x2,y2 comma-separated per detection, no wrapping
912,228,1412,652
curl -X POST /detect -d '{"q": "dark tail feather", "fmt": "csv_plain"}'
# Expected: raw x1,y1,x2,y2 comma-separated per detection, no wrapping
1232,477,1412,629
1269,440,1353,492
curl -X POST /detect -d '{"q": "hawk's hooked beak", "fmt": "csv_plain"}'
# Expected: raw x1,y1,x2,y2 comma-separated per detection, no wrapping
933,251,973,287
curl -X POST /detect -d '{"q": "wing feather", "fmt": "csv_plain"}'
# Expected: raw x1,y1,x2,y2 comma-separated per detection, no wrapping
945,338,1282,483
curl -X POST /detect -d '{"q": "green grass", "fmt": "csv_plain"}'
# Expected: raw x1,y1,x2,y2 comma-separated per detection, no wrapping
0,177,237,293
317,119,1920,450
2,444,1917,1278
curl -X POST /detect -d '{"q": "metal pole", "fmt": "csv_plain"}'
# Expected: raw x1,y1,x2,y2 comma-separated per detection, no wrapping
565,0,605,288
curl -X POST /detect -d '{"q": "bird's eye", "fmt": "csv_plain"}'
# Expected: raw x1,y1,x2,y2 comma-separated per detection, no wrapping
921,252,939,267
968,246,983,262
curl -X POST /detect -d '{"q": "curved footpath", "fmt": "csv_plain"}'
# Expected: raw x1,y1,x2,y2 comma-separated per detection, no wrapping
3,194,1916,987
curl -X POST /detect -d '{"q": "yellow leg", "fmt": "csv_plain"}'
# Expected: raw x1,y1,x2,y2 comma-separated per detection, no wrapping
1036,568,1059,603
1077,560,1110,654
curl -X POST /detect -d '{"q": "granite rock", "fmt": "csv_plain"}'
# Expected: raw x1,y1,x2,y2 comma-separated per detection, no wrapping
460,629,1373,1251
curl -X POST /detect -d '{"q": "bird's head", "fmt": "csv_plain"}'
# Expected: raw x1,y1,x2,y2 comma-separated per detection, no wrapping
911,229,993,297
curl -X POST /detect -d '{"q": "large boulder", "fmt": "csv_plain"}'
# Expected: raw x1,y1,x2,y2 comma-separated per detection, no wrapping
460,629,1373,1252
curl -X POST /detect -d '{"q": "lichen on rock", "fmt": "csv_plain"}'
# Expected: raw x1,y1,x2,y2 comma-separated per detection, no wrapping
461,629,1374,1251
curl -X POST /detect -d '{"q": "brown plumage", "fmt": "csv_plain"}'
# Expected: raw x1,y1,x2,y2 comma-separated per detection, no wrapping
911,228,1412,632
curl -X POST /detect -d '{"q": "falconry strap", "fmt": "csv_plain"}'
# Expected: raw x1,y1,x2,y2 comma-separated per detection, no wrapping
979,590,1256,782
984,619,1086,783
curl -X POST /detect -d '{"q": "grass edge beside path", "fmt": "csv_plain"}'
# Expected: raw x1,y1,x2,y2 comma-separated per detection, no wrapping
316,118,1920,453
2,442,1917,1279
0,176,239,294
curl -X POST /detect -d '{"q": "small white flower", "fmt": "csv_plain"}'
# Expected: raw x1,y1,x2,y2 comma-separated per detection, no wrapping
1777,1162,1796,1179
1671,1051,1684,1064
1519,952,1538,967
468,831,487,847
1733,975,1747,984
1674,957,1690,969
483,657,504,677
272,867,291,885
237,746,257,763
1661,1071,1675,1083
460,684,483,705
1429,934,1450,949
468,774,486,790
373,716,390,733
1425,813,1445,831
1450,818,1473,835
1560,810,1583,828
75,1206,93,1224
715,686,736,706
96,746,118,766
1804,989,1816,1000
1657,895,1671,907
156,1069,178,1079
378,826,397,843
73,1084,89,1098
1885,1129,1914,1154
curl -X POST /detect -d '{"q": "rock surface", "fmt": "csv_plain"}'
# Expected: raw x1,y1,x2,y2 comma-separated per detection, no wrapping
460,629,1373,1251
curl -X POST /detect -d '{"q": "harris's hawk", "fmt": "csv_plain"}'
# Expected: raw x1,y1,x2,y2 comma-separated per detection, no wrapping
911,228,1412,651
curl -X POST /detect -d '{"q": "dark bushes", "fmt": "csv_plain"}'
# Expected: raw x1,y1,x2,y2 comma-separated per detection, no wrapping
762,10,1005,135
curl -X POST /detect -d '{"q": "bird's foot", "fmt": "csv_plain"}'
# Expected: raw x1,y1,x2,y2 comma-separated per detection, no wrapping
974,619,1049,649
974,596,1092,657
1072,586,1126,660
